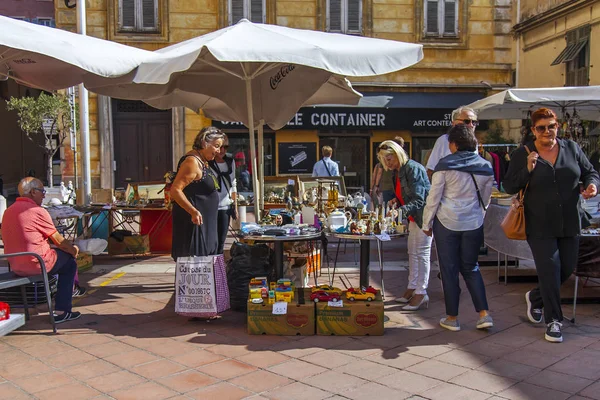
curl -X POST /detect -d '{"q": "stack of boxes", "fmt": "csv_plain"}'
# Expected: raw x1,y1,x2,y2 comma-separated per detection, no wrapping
247,278,384,336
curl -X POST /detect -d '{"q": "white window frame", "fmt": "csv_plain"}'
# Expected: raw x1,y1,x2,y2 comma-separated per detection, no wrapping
118,0,159,33
229,0,266,25
424,0,458,38
326,0,363,35
36,17,54,27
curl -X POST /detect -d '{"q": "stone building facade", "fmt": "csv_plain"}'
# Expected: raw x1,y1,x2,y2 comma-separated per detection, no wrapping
53,0,514,194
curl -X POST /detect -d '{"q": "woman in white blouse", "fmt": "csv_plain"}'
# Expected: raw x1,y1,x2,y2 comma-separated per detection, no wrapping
422,125,494,332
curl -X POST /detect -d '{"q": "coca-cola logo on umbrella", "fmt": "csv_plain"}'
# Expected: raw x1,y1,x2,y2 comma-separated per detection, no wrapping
270,64,296,90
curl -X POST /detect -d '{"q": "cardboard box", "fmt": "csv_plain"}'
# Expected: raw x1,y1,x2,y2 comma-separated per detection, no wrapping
76,252,93,272
316,292,384,336
247,289,315,335
107,234,150,256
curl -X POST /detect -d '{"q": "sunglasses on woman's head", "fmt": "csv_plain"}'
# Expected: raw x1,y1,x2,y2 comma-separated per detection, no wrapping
534,123,558,133
378,144,390,150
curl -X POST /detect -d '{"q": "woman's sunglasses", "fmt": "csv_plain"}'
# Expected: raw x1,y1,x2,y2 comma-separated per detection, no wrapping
534,123,558,133
378,144,390,150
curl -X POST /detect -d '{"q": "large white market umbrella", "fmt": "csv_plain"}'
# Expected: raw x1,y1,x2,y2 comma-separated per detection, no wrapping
91,19,424,213
464,86,600,121
0,16,160,90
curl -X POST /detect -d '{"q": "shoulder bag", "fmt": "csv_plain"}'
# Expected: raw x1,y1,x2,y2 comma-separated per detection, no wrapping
500,146,530,240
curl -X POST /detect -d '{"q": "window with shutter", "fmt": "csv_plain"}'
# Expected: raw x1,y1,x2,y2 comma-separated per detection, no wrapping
327,0,361,34
229,0,265,25
347,0,362,34
560,25,590,86
328,0,342,32
425,0,439,35
443,0,457,36
118,0,158,33
424,0,458,38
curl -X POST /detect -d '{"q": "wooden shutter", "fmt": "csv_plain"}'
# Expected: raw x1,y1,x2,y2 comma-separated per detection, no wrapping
347,0,362,34
425,0,439,36
328,0,342,32
250,0,264,23
231,0,244,24
141,0,157,30
121,0,135,30
443,0,457,36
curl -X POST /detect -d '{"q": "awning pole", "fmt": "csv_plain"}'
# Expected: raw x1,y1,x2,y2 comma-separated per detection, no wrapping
77,0,91,204
245,79,261,221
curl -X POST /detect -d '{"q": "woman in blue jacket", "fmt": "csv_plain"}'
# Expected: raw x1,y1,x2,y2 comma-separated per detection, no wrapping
378,139,432,311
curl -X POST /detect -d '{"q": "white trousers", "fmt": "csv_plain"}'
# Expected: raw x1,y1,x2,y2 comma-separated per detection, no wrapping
407,220,433,295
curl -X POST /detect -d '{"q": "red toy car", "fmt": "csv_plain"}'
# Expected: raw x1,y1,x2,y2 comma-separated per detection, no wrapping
310,290,341,303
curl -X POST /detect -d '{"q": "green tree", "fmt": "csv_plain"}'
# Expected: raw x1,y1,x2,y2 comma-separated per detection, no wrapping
6,92,74,188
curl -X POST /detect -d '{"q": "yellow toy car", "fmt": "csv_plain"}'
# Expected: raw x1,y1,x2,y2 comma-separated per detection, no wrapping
346,288,375,302
311,284,343,296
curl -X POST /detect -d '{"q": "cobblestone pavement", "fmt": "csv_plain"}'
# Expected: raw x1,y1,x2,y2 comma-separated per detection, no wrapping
1,246,599,400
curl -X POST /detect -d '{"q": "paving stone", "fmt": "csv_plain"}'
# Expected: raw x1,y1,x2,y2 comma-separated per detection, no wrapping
86,370,146,392
197,359,257,380
336,359,399,380
405,344,454,359
298,370,368,393
103,349,160,368
0,382,35,400
268,359,328,380
62,359,121,381
35,382,101,400
500,348,564,369
263,381,332,400
157,370,218,393
109,381,178,400
433,349,492,369
129,359,187,379
228,370,292,393
343,382,411,400
12,371,75,394
300,350,356,368
406,359,469,381
579,381,600,400
497,382,570,400
449,370,517,394
187,382,254,400
478,359,541,380
170,349,226,368
524,369,594,394
235,350,290,368
419,382,490,400
374,370,443,394
547,348,600,380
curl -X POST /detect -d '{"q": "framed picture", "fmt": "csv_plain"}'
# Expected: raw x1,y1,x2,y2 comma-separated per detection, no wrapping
263,176,299,206
298,176,347,199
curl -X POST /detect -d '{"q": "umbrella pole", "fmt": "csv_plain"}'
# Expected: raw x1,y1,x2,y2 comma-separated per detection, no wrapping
258,120,265,216
245,79,261,221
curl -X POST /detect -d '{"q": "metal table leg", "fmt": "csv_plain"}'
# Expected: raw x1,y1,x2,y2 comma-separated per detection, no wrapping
359,239,370,288
274,241,284,280
377,239,385,299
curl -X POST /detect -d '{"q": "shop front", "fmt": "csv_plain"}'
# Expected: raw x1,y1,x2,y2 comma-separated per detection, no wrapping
213,91,486,193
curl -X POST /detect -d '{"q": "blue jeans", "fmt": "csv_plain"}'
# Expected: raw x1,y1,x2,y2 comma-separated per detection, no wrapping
49,249,77,313
433,217,489,317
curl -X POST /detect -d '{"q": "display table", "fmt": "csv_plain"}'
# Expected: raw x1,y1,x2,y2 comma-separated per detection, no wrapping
241,233,322,280
326,232,407,296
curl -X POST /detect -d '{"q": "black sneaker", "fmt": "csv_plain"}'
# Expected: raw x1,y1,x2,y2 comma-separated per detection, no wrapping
545,321,563,343
525,291,543,324
72,285,87,298
54,311,82,324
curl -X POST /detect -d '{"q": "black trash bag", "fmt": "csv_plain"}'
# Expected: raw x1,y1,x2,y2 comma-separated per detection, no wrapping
226,242,274,311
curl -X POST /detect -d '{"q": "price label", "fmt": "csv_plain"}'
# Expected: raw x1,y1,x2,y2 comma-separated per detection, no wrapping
272,301,288,315
328,299,344,307
288,179,295,185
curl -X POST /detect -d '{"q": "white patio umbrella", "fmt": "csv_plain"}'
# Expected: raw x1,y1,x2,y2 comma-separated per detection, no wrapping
0,15,159,90
464,86,600,121
90,19,424,213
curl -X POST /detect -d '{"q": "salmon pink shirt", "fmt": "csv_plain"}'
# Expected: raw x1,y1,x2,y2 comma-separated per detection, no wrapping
1,197,58,275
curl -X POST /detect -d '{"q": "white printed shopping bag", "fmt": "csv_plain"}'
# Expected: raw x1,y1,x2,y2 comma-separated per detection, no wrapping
175,254,230,317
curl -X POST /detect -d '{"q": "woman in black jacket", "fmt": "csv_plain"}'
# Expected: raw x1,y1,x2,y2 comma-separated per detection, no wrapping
378,139,432,311
503,108,599,343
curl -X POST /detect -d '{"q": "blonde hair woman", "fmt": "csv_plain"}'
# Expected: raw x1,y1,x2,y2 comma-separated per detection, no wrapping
377,140,432,310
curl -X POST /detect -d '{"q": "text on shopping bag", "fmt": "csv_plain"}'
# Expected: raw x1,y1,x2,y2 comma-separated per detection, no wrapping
176,257,217,312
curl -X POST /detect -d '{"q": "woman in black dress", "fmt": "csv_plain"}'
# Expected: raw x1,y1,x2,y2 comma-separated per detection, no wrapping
171,127,225,259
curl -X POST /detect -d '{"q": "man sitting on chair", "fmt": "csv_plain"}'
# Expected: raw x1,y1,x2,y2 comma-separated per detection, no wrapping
1,177,82,324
